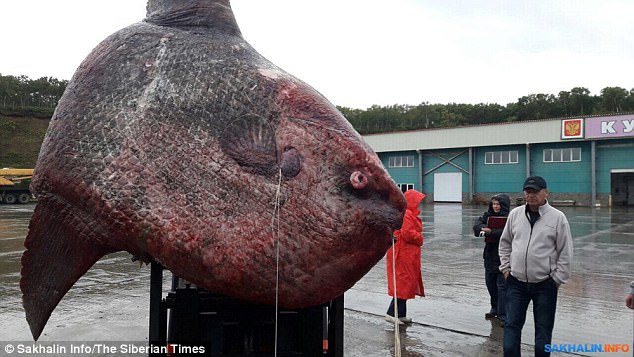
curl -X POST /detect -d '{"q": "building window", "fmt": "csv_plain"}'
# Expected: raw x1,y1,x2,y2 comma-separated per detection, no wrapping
397,183,414,193
543,148,581,163
485,151,519,164
389,155,415,167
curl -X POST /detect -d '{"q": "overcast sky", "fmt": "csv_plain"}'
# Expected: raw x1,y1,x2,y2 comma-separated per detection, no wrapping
1,0,633,109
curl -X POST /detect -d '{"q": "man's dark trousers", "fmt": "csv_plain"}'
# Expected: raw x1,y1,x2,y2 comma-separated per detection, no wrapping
504,275,558,357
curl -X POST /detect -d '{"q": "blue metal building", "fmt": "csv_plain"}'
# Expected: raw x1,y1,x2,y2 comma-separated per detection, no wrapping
363,114,634,206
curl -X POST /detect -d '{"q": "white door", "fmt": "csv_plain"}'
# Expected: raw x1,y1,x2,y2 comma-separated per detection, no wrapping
433,172,462,202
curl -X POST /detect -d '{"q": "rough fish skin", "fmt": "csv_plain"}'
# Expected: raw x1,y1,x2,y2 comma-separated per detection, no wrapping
20,0,406,340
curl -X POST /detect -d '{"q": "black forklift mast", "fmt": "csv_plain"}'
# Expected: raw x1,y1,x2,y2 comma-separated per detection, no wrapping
148,262,344,356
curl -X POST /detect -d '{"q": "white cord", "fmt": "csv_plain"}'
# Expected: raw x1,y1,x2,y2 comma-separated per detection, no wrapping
271,169,283,357
391,238,402,357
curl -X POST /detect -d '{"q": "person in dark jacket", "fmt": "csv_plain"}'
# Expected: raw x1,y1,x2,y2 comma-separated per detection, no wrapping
473,193,511,326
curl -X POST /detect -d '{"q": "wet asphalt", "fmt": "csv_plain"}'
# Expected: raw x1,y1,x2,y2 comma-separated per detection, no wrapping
0,203,632,356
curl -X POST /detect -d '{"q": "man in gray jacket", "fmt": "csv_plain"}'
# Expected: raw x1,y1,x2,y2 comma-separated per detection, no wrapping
499,176,573,357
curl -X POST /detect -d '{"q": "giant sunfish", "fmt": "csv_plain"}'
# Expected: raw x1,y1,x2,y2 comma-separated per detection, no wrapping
21,0,406,340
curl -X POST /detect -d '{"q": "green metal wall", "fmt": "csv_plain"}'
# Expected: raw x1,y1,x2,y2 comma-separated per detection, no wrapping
473,145,526,193
529,142,591,193
378,151,420,191
596,138,634,194
378,138,634,200
421,149,470,193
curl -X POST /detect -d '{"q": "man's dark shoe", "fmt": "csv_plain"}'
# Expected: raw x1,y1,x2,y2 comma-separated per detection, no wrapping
484,310,497,319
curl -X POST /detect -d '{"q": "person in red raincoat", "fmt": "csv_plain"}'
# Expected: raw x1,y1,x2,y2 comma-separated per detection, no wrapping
386,189,426,324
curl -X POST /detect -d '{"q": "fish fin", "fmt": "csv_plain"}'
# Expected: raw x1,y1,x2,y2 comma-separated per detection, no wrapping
219,114,278,176
20,196,115,340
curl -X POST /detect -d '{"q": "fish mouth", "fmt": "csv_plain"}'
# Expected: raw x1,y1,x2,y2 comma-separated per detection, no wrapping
345,190,405,253
363,202,404,238
347,168,406,232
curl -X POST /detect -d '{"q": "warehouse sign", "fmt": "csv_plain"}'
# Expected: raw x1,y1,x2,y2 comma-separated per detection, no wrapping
561,119,584,139
561,114,634,140
585,114,634,139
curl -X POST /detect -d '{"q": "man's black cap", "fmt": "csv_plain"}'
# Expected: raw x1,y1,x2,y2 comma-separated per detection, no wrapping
523,176,547,191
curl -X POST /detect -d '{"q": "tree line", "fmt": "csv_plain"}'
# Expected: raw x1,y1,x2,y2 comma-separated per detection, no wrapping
0,74,68,118
339,86,634,134
1,74,632,135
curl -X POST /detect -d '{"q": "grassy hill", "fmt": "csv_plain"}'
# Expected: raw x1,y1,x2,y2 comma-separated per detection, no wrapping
0,116,49,168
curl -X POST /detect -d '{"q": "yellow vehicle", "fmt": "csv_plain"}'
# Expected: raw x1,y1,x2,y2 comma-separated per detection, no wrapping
0,168,34,204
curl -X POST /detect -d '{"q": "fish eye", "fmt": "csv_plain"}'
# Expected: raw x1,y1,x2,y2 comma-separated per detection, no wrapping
280,147,301,178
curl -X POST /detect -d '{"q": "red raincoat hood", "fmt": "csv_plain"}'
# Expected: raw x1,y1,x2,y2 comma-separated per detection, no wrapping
403,189,425,214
